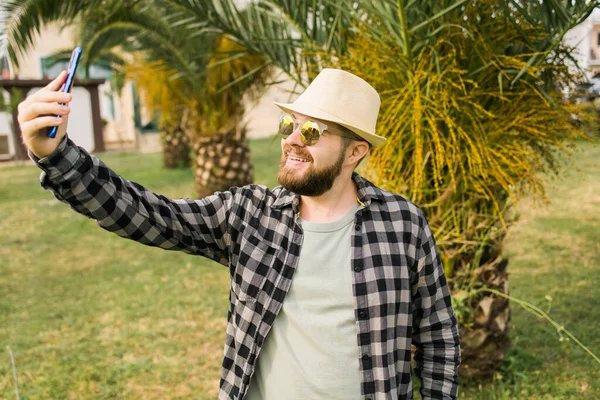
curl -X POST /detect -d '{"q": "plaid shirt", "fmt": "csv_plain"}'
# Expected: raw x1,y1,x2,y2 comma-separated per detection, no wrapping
33,137,460,399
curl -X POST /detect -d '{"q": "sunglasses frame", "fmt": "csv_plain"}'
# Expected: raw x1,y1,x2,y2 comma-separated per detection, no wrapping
278,112,333,146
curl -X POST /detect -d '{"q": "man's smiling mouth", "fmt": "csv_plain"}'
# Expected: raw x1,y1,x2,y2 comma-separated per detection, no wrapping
287,155,309,162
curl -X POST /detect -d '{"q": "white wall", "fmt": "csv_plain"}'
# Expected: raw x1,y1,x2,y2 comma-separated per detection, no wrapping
564,9,600,79
565,16,593,76
0,112,14,156
0,89,14,155
102,81,137,148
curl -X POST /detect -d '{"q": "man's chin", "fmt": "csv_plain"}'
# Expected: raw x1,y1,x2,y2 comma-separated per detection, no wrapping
278,172,301,190
279,162,305,177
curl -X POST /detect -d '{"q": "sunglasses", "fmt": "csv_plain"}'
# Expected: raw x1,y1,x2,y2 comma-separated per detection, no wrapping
278,113,331,146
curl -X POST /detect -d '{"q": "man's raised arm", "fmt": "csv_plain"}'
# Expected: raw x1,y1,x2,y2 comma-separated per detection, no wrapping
18,72,234,265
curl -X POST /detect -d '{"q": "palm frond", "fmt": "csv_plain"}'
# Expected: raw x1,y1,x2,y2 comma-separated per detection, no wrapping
1,0,100,66
337,0,595,277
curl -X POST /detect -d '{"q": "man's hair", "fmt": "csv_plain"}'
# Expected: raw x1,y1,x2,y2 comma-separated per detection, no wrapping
329,122,370,168
335,124,367,143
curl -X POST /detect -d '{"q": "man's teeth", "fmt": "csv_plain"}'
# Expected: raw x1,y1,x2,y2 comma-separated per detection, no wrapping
289,156,308,162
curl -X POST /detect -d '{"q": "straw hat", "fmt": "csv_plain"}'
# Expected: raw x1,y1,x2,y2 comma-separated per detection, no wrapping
273,68,387,148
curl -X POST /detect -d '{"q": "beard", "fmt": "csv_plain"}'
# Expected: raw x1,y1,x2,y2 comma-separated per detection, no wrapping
277,145,346,196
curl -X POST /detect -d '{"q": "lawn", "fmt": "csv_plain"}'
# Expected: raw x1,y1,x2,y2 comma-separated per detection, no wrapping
0,137,598,399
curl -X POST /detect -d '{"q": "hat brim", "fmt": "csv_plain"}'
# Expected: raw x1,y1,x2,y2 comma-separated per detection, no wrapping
273,101,387,148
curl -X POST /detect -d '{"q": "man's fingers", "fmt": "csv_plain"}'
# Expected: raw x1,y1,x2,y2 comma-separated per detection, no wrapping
21,90,71,109
19,73,71,108
32,90,72,104
45,71,68,91
18,102,69,124
21,116,63,136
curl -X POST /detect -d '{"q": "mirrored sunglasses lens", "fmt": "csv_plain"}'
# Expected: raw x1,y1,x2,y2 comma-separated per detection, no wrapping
300,121,321,146
279,115,295,137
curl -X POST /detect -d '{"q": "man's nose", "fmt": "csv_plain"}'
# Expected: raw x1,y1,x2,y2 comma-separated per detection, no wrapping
284,125,305,147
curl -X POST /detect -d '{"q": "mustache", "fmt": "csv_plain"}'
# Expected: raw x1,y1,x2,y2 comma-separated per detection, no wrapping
282,144,313,161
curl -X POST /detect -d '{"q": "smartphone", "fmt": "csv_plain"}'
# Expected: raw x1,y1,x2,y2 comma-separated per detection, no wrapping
48,47,82,138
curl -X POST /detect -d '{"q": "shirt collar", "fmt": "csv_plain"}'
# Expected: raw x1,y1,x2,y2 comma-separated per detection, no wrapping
271,172,386,211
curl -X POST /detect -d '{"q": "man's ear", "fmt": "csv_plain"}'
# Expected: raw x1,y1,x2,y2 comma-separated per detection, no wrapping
349,141,370,163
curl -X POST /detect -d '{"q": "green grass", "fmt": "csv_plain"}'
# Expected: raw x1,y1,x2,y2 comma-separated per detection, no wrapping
0,137,598,399
460,140,600,399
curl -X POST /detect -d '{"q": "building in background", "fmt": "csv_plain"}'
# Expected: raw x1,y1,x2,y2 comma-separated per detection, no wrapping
565,9,600,79
0,23,154,161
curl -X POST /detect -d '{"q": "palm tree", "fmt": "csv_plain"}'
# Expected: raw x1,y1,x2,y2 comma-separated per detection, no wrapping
186,35,272,196
76,2,213,171
329,0,598,378
1,0,272,195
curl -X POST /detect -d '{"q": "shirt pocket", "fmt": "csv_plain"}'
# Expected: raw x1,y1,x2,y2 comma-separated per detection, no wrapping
231,227,281,302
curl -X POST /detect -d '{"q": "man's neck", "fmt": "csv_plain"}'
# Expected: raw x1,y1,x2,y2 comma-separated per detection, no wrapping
298,172,359,223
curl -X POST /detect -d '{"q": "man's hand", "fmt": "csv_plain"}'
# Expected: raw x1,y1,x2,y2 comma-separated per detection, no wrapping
17,71,72,158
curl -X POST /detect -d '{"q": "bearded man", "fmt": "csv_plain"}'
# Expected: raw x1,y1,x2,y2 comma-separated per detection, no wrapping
18,68,460,400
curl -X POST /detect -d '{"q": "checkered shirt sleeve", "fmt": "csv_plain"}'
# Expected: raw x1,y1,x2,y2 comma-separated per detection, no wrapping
31,136,232,265
412,209,461,398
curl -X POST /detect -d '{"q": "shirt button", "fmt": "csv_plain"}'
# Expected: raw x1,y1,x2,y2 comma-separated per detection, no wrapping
354,265,362,273
362,354,370,360
359,310,368,319
354,225,361,231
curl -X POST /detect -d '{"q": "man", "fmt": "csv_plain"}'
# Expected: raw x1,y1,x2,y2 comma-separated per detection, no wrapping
19,68,460,399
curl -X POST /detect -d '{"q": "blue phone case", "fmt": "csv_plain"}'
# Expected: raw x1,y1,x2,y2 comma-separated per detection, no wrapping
48,47,82,138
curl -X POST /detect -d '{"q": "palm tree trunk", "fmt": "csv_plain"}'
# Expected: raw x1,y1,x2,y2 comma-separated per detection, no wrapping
160,123,191,169
192,127,253,198
458,240,511,380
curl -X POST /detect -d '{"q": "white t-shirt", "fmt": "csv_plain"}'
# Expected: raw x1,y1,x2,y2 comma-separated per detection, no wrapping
245,204,362,400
